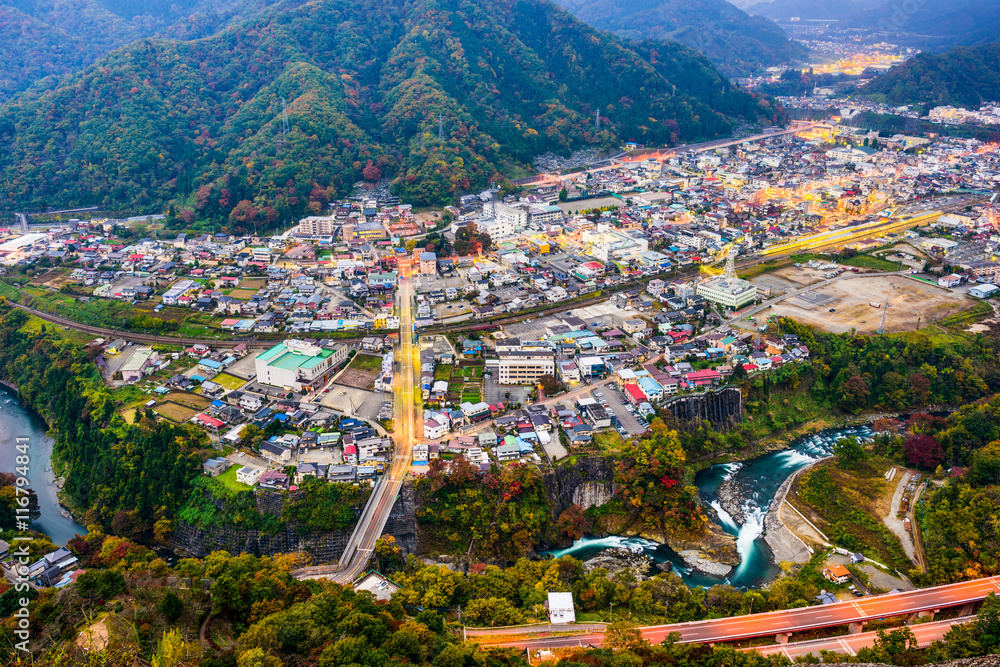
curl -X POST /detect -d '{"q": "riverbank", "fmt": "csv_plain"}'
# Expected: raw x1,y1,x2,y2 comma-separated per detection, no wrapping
0,384,86,545
762,458,828,565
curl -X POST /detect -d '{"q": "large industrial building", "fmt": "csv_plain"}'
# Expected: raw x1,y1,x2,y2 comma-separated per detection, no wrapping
255,340,349,392
696,276,758,310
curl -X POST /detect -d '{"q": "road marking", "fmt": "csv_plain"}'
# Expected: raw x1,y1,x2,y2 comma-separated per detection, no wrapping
838,638,856,656
852,602,867,617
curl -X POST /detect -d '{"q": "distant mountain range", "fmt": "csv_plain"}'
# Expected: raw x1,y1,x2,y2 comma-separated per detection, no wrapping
551,0,807,75
0,0,280,100
750,0,1000,50
0,0,782,224
863,43,1000,108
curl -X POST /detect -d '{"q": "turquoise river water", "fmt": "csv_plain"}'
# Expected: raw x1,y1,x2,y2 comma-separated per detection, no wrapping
0,385,87,546
548,426,873,589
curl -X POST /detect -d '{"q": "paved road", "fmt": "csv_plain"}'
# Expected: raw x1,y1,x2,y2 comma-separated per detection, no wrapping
514,123,818,186
465,623,607,637
292,267,418,584
749,616,973,660
488,576,1000,649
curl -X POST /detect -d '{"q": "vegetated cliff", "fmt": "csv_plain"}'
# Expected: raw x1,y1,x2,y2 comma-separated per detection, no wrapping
171,482,417,561
545,455,616,517
543,455,739,570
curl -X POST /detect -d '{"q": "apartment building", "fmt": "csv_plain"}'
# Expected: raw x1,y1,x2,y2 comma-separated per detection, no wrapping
497,350,555,385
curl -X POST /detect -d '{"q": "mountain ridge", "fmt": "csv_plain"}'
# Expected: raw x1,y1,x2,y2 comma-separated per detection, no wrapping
0,0,783,227
862,43,1000,108
550,0,807,75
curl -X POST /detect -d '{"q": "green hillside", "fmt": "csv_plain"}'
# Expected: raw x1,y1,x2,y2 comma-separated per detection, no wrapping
552,0,808,75
863,43,1000,107
0,0,276,100
0,0,782,229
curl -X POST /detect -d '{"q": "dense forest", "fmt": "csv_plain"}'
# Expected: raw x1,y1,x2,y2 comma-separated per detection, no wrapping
0,302,209,541
863,43,1000,108
551,0,807,76
0,0,782,228
4,527,1000,665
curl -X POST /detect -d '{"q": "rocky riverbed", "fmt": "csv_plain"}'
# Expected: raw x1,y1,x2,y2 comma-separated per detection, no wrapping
716,475,752,525
583,547,655,579
679,550,733,577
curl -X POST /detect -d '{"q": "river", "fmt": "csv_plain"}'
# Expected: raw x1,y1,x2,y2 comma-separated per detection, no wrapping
549,426,873,589
0,385,87,546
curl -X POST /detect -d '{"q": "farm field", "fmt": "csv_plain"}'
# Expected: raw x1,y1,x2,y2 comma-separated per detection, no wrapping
155,401,199,423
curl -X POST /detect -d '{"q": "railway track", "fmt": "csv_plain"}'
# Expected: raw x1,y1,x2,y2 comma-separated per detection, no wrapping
6,301,366,348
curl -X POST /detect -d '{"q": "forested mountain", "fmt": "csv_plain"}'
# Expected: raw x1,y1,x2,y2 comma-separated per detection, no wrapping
0,0,782,228
0,0,282,100
863,43,1000,107
551,0,807,75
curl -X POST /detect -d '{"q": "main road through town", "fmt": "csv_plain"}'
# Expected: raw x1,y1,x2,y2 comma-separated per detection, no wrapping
483,576,1000,650
292,265,418,583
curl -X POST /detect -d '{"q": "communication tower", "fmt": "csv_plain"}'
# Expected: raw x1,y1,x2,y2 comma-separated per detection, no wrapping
723,246,737,280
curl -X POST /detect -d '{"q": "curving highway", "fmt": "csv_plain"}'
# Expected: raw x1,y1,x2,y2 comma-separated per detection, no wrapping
748,616,973,660
486,576,1000,650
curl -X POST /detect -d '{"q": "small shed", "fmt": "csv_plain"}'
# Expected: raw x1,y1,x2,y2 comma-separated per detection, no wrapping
547,591,575,623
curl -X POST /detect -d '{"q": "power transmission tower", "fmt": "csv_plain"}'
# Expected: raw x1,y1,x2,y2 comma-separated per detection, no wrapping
438,114,444,141
281,98,289,137
876,300,889,334
595,110,600,132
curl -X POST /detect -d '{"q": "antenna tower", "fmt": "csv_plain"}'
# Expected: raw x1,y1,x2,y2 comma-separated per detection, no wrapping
595,110,600,132
723,246,737,280
281,98,289,137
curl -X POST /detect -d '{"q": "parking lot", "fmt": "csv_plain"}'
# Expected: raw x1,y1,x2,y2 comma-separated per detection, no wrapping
225,353,259,380
297,447,344,466
592,385,648,436
484,371,531,406
318,385,386,423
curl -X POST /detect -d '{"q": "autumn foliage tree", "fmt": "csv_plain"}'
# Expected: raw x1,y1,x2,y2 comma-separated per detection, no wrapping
904,434,945,469
615,425,704,534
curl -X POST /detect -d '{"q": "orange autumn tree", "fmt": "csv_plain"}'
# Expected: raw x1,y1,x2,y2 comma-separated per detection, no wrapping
615,421,705,534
